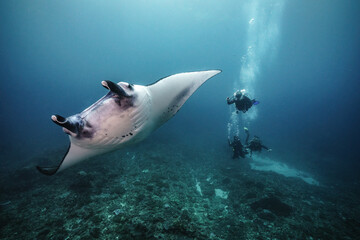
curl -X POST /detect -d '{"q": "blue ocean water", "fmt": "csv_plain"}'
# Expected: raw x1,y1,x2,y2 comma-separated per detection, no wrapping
1,0,359,181
1,0,360,239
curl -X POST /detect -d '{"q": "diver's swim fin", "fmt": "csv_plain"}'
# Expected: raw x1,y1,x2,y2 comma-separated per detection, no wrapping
253,100,260,105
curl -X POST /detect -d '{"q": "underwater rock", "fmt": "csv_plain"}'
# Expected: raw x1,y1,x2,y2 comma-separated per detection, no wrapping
69,178,92,194
243,192,257,199
244,180,265,191
146,185,154,192
215,189,229,199
258,210,276,221
1,137,358,240
113,209,124,216
6,167,40,194
78,170,87,176
113,214,125,224
112,185,126,195
222,177,231,184
37,229,51,239
180,209,191,222
0,201,11,206
90,227,101,238
201,183,215,198
135,193,146,202
0,212,11,230
91,215,102,224
250,197,292,217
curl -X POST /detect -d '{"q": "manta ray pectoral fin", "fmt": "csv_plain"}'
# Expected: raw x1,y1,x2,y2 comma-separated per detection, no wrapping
36,166,61,176
36,143,103,176
147,70,222,126
101,80,131,97
36,144,71,176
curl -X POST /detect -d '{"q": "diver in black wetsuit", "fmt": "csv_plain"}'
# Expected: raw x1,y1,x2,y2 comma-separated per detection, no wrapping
244,127,272,157
228,135,248,159
226,90,259,113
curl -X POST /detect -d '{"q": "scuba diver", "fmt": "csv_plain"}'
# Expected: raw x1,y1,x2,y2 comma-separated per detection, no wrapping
244,127,272,157
226,89,259,113
228,135,248,159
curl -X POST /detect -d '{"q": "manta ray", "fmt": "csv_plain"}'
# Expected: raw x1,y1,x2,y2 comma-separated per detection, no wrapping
37,70,221,175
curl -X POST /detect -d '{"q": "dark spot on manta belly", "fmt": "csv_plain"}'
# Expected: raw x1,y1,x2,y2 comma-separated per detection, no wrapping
175,87,190,102
164,88,190,114
81,130,93,138
166,105,179,114
113,95,134,110
121,132,134,138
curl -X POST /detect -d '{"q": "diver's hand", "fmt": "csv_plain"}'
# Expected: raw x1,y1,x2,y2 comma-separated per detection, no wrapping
244,127,249,133
226,97,231,104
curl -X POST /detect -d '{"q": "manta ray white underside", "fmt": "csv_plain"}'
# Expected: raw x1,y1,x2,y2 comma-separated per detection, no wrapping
37,70,221,175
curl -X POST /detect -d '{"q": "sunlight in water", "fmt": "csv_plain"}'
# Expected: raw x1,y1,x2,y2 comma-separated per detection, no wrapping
228,0,285,137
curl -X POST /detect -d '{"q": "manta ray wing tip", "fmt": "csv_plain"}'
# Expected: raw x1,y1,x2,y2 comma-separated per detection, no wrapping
36,165,59,176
